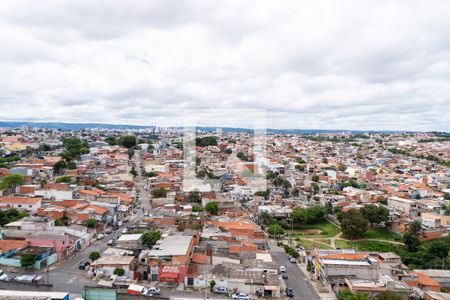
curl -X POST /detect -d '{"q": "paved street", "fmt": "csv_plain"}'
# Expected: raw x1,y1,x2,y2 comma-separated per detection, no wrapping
268,241,320,300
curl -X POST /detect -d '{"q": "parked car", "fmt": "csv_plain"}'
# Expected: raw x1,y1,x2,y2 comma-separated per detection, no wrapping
105,228,113,234
0,273,15,281
279,266,286,273
289,257,296,263
213,287,228,294
107,239,115,246
96,233,105,240
79,261,90,270
122,228,128,234
112,224,120,230
144,287,161,296
0,270,3,276
282,274,289,280
123,218,129,223
232,293,251,300
286,288,294,297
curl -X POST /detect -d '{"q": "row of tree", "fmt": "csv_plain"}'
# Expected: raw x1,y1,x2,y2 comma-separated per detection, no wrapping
337,205,389,238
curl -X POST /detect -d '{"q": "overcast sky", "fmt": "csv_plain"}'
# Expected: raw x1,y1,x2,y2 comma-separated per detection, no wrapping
0,1,449,131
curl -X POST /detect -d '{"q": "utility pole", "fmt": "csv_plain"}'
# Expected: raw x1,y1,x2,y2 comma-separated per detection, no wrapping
46,265,49,284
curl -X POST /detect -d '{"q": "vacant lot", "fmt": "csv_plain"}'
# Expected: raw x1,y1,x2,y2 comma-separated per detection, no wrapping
289,220,341,238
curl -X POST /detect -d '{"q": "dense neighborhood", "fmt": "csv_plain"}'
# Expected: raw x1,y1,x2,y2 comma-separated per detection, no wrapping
0,127,448,300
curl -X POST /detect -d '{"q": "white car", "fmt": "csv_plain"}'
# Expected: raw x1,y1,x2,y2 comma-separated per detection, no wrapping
279,266,286,273
96,233,105,240
144,287,161,295
232,293,251,299
121,228,128,234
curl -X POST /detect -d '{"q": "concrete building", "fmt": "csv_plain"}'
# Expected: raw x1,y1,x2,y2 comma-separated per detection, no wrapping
388,196,418,217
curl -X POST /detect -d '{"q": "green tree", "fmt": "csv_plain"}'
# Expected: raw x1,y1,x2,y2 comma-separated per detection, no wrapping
105,136,117,145
267,223,284,236
117,136,136,148
145,171,158,178
360,205,389,227
337,289,368,300
338,209,369,238
53,160,67,175
86,218,98,228
187,191,202,203
113,267,125,276
195,136,218,147
322,158,328,164
427,239,450,259
209,279,216,291
54,219,64,226
0,174,25,191
152,187,166,198
66,161,77,170
20,254,36,268
56,176,71,183
224,148,232,154
311,175,319,182
403,233,420,252
205,201,219,215
142,230,161,246
403,220,422,252
89,251,100,261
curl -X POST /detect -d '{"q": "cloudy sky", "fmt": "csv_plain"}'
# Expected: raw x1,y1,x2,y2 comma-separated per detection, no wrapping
0,0,449,131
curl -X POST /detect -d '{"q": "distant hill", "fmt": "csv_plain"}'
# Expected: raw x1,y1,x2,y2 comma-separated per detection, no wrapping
0,121,401,134
0,121,153,130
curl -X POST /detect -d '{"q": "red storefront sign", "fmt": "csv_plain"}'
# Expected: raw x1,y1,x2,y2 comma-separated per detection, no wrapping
158,265,185,283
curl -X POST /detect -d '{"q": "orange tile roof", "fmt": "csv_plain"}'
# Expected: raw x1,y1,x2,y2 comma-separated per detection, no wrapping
411,272,441,288
0,196,40,204
79,189,104,196
0,240,28,253
86,205,108,215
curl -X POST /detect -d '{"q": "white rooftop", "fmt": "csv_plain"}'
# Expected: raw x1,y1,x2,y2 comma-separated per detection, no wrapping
148,235,193,257
117,233,143,242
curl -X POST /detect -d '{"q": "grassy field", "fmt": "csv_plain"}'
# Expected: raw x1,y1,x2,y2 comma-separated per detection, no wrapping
363,228,402,241
296,239,333,250
289,220,341,238
335,240,404,252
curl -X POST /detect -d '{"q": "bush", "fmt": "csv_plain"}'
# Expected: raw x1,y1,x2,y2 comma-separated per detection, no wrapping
205,201,219,215
89,251,100,261
113,267,125,276
283,245,299,258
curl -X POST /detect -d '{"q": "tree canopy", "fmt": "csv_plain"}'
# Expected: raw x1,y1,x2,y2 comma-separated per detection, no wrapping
0,208,28,226
0,174,24,191
152,187,166,198
338,209,369,238
360,205,389,227
195,136,217,147
266,223,284,236
142,230,161,246
20,254,36,268
292,205,328,225
205,201,219,215
89,251,100,261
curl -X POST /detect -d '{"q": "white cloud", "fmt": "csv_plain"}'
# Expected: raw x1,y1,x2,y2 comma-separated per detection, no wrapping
0,0,449,131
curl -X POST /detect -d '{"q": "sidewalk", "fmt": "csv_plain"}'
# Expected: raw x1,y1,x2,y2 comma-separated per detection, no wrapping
296,263,337,300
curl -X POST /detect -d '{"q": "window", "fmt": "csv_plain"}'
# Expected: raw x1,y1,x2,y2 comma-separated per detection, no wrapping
18,204,22,208
29,205,32,208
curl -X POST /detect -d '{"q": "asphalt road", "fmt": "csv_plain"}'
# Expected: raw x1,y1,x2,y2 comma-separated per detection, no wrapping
268,241,320,300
